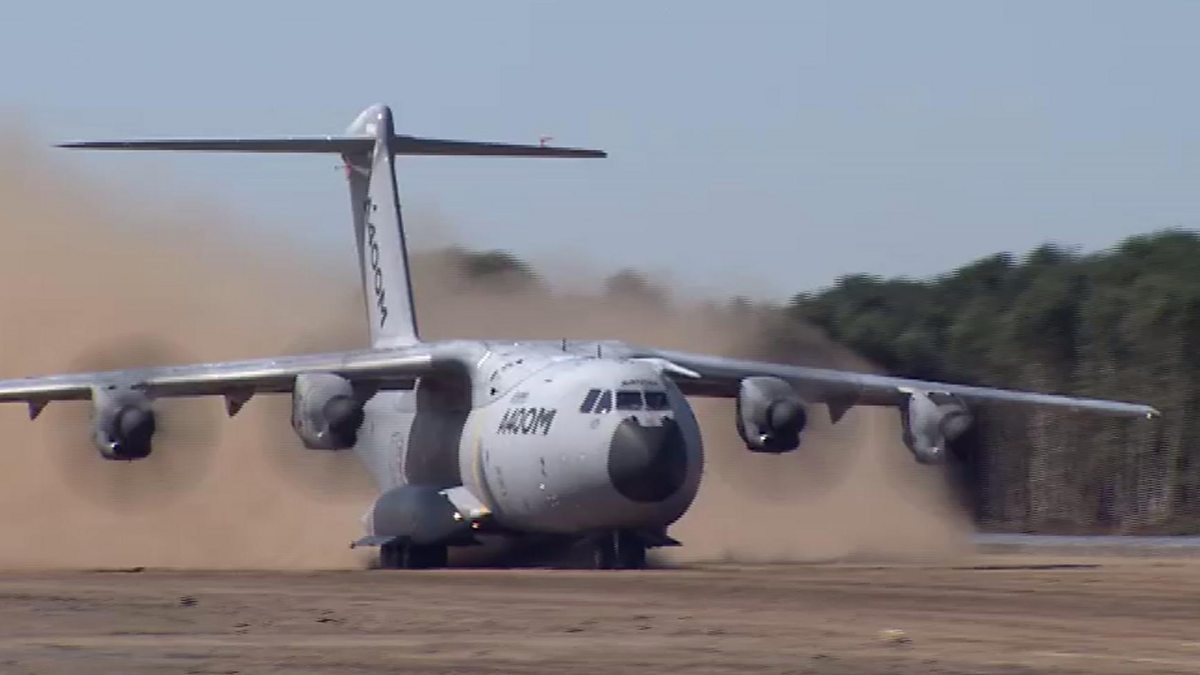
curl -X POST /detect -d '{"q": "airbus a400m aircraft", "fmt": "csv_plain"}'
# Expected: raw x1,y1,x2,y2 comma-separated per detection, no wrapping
1,104,1157,569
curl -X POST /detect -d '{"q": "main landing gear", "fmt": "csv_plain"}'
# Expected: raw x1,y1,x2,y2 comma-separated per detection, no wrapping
378,542,449,570
591,530,647,570
372,530,661,570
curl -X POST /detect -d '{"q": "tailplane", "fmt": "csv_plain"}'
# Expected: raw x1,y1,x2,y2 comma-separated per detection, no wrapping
58,104,606,347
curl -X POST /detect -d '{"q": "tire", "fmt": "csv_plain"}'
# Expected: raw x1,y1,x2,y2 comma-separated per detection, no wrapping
590,531,646,570
379,542,403,569
407,544,448,569
616,531,647,570
378,543,448,570
591,534,617,570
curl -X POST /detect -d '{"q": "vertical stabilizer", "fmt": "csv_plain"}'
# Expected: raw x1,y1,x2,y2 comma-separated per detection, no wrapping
343,105,420,347
55,103,606,350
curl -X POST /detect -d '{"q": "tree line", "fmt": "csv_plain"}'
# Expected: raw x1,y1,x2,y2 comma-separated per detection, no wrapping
783,229,1200,533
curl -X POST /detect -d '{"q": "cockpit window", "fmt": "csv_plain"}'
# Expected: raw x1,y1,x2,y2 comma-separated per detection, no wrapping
616,390,643,411
580,388,601,413
644,391,670,411
594,389,613,414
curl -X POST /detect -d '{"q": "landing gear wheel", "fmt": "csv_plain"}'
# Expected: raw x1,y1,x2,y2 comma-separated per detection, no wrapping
379,542,402,569
590,531,647,570
378,542,448,570
616,531,647,570
592,535,617,570
410,544,449,569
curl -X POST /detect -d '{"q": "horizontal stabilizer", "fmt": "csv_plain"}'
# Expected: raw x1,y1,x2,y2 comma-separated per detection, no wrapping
58,135,606,158
58,137,369,153
390,136,604,158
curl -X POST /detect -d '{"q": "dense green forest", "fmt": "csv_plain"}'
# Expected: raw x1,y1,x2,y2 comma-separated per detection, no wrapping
450,229,1200,534
784,229,1200,534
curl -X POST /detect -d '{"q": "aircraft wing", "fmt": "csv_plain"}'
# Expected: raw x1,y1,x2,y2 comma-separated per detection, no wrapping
636,348,1159,420
0,347,438,417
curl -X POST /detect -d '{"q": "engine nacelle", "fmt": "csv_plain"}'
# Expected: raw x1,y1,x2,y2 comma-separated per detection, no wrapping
291,373,366,450
92,385,156,461
736,376,807,453
899,389,972,464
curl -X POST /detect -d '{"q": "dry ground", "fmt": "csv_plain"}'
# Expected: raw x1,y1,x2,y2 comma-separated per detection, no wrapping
1,551,1199,674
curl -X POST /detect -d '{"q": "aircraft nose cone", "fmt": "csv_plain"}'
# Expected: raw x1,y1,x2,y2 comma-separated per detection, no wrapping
608,416,689,503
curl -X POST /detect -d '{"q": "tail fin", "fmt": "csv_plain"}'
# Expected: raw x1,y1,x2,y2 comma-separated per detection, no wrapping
342,105,419,345
58,103,606,347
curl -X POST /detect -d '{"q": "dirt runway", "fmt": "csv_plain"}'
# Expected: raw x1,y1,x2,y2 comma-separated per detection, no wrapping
2,551,1199,674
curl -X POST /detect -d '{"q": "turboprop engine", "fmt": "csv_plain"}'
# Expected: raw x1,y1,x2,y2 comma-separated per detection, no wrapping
291,373,366,450
91,385,156,460
899,389,972,464
735,376,807,453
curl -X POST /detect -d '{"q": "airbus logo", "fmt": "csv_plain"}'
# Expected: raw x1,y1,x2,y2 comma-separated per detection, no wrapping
364,198,388,328
497,407,557,435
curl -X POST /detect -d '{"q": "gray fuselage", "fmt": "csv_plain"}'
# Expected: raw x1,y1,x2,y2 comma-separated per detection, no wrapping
352,341,704,537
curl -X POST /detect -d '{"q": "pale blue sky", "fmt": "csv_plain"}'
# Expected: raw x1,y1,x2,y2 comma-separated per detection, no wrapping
4,1,1198,300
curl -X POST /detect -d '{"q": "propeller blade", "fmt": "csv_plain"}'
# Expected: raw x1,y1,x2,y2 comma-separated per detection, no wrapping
47,335,220,512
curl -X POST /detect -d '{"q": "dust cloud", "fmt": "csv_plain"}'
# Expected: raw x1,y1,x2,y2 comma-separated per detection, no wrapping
0,133,376,569
0,130,969,570
404,263,973,565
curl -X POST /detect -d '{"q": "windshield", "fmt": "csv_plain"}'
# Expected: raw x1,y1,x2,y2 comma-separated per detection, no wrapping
615,390,643,411
594,390,613,414
644,391,669,410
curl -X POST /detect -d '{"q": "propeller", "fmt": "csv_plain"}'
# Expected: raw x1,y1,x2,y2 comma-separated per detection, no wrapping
941,409,988,519
46,323,375,511
250,323,377,504
46,334,221,512
700,320,866,504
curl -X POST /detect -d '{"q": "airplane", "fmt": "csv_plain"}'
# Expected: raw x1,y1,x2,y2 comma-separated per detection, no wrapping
0,103,1158,570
